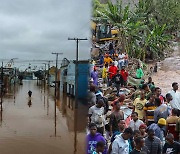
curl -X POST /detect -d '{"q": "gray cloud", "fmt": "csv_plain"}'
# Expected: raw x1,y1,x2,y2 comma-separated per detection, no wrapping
0,0,91,66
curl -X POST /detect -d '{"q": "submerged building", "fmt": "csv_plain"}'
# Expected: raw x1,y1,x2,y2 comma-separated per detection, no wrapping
60,58,89,99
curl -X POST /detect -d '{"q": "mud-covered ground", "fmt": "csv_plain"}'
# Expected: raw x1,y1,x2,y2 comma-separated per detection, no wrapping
152,44,180,94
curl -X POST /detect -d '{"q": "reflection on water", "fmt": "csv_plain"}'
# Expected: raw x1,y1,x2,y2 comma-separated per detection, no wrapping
0,80,88,154
28,98,32,107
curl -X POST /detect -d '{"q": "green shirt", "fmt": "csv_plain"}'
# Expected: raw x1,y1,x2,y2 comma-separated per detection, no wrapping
136,68,144,79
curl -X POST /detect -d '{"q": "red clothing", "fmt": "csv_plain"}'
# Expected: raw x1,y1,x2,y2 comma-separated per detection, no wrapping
167,123,179,141
109,66,117,79
120,69,128,81
159,95,164,104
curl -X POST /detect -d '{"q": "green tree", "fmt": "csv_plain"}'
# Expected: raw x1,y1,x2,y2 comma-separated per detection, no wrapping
93,0,173,61
153,0,180,33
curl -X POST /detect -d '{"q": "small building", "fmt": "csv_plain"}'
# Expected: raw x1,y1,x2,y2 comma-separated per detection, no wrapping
60,58,69,93
60,59,89,99
0,67,17,93
49,66,56,84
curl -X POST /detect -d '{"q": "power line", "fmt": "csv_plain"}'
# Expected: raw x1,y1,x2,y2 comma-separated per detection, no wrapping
68,38,88,109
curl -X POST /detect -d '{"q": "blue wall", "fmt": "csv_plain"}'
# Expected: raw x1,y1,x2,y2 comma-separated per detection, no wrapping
65,61,89,99
77,62,89,98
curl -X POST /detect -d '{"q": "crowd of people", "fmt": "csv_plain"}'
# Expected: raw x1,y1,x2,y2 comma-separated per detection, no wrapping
86,43,180,154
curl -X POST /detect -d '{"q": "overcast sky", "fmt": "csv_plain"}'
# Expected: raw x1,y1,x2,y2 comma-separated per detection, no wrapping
0,0,91,68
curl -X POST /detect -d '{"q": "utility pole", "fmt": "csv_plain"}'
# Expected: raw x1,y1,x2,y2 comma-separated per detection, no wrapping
42,63,47,86
68,38,88,109
1,62,3,112
14,67,16,86
51,52,63,98
52,52,63,137
14,67,16,104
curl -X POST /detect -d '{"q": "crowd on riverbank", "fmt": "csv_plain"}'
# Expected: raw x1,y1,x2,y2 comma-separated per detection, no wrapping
86,42,180,154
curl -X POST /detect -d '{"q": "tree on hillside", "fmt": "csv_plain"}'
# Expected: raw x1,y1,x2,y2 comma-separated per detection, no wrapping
93,0,173,61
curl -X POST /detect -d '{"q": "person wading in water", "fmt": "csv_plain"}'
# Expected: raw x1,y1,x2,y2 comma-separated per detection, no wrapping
28,90,32,97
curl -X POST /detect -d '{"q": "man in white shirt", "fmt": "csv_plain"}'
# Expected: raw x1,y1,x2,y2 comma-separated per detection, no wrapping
114,57,119,67
129,112,144,131
168,82,180,116
118,51,125,69
88,99,105,135
111,127,133,154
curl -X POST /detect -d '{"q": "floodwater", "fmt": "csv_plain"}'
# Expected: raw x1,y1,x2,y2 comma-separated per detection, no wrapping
0,80,88,154
152,44,180,94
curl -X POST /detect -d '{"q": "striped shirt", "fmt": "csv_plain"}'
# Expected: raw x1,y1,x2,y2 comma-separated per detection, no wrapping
143,102,156,122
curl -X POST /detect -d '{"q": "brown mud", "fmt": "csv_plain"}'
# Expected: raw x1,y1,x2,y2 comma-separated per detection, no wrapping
152,44,180,94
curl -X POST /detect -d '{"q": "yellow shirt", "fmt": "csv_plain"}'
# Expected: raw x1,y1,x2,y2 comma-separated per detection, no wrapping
104,57,112,64
102,67,108,78
133,98,147,120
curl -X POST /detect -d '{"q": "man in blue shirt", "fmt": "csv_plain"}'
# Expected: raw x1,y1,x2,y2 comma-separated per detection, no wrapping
148,118,166,142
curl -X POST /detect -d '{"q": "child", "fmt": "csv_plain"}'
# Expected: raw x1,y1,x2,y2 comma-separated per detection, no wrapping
86,123,107,154
92,141,105,154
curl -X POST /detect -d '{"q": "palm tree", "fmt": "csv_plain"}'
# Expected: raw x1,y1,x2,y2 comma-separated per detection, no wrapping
95,0,132,52
93,0,172,61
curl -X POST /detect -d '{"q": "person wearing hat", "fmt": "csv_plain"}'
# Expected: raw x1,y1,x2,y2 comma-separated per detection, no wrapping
148,118,167,142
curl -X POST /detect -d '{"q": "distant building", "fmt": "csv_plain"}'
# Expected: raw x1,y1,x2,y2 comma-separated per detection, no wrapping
0,67,17,93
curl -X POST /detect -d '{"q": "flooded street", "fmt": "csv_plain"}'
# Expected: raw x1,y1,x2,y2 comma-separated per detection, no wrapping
153,45,180,94
0,80,88,154
0,45,179,154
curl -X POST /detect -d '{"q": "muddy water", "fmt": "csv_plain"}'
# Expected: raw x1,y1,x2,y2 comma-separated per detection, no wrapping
0,80,88,154
152,45,180,95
